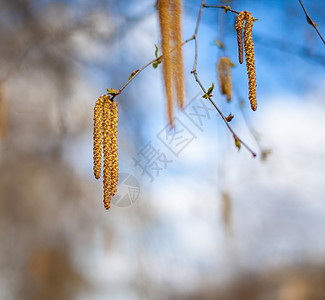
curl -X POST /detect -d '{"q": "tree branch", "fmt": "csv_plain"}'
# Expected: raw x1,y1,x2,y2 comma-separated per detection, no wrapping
111,0,256,157
191,1,256,157
298,0,325,45
111,36,195,101
203,4,240,15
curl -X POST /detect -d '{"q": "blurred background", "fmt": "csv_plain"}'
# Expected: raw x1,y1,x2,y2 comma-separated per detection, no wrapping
0,0,325,299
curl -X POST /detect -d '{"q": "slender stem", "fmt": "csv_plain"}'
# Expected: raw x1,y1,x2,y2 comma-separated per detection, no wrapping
191,0,204,72
112,36,195,101
194,1,205,36
203,4,239,15
192,70,256,157
112,1,238,99
190,1,256,157
298,0,325,45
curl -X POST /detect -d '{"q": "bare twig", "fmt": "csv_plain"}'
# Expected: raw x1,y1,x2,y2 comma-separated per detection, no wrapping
234,87,270,159
191,0,205,72
111,36,195,101
253,33,325,65
298,0,325,45
111,2,241,98
203,4,239,15
192,70,256,157
191,1,256,157
111,0,256,157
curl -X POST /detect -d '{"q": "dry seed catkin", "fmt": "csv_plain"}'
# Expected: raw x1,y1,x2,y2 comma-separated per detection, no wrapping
93,96,104,179
243,11,257,111
235,11,245,65
217,57,233,102
102,97,113,210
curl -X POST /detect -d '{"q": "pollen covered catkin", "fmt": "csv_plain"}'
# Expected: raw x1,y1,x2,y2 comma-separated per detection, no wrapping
93,96,104,179
110,101,118,197
102,97,112,210
235,11,245,65
174,0,184,110
93,94,119,210
159,0,173,127
217,57,233,102
243,11,257,111
158,0,185,127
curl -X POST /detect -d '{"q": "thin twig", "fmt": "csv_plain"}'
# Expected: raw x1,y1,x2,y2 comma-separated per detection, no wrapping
111,2,238,99
203,4,239,15
191,0,205,72
192,70,256,157
298,0,325,45
111,36,195,101
191,1,256,157
234,86,270,159
111,0,256,157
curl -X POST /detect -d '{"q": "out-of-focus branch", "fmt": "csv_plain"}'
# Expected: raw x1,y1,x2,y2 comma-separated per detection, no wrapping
298,0,325,45
254,34,325,65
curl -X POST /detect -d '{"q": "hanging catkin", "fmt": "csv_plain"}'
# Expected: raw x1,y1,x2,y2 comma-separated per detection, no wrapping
235,11,245,65
158,0,185,127
93,96,104,179
110,101,118,197
217,57,233,102
159,0,173,127
0,84,7,140
93,95,119,210
102,97,113,209
174,0,184,109
243,11,257,111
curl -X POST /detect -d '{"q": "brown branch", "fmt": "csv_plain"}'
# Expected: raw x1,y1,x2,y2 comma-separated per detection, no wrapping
191,68,256,157
191,1,256,157
234,86,270,159
203,4,240,15
298,0,325,45
111,0,256,157
111,36,195,100
111,1,241,99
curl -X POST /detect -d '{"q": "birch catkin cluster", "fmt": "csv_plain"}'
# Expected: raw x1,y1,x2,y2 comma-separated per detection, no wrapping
236,11,257,111
217,57,233,102
93,95,118,210
158,0,184,127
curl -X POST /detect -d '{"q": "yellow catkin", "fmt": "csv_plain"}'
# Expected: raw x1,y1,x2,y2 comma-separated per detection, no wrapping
174,0,184,110
235,11,245,65
221,192,232,237
102,96,112,210
0,84,7,140
110,101,118,197
243,11,257,111
217,57,233,102
93,95,119,210
159,0,173,127
93,96,104,179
